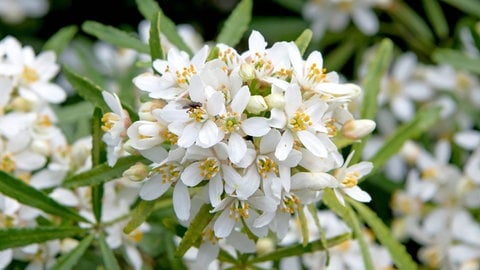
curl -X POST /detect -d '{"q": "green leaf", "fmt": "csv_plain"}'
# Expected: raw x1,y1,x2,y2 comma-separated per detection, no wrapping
322,188,347,219
0,171,88,223
124,199,156,234
386,2,434,51
216,0,252,47
349,199,418,270
442,0,480,18
54,101,94,124
82,21,149,54
91,108,105,222
249,17,308,43
175,204,214,257
98,233,121,270
346,204,374,270
50,234,95,270
297,204,309,246
0,227,87,251
324,34,358,71
368,106,442,176
135,0,193,56
294,29,312,56
308,204,330,264
149,12,165,61
249,233,351,263
422,0,449,38
351,38,393,164
43,25,78,55
62,66,137,120
432,49,480,75
62,155,147,188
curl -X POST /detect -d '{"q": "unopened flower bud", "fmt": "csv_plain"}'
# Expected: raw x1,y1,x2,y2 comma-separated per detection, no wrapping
342,119,376,140
246,95,268,114
10,96,34,112
31,139,51,156
239,63,256,81
265,92,285,109
139,100,166,121
123,162,149,182
256,237,275,256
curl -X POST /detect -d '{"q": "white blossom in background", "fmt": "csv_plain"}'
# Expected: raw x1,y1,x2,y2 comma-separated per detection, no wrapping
0,0,49,24
302,0,392,40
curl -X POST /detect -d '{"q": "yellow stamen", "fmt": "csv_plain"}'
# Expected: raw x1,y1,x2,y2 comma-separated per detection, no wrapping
0,153,15,173
290,111,312,131
342,171,360,188
101,112,120,132
22,66,39,84
256,156,279,178
199,158,220,179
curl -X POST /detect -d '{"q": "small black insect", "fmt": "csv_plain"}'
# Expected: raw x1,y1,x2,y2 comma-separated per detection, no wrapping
182,101,203,110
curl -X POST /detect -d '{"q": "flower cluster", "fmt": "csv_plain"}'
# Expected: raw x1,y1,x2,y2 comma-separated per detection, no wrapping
103,30,376,266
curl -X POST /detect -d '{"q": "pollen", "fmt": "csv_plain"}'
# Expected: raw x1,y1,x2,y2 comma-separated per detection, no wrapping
153,163,181,184
160,129,178,145
22,66,39,84
188,107,207,122
127,229,143,243
0,153,15,173
306,63,326,83
202,227,219,245
175,64,196,85
325,118,337,137
421,167,437,179
101,112,120,132
220,113,240,133
36,114,52,128
228,201,250,221
282,194,300,214
290,111,312,131
256,156,279,178
199,158,220,179
342,171,360,188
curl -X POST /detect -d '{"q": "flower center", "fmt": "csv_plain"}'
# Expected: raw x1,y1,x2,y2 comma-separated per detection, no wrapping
175,64,196,85
256,156,279,178
306,63,326,83
342,171,360,188
282,194,300,214
127,229,143,243
290,111,312,131
229,201,250,221
219,113,241,133
0,153,15,173
101,112,120,132
160,130,178,145
325,118,337,137
22,66,39,84
199,158,220,179
188,107,208,122
153,163,182,184
421,167,437,179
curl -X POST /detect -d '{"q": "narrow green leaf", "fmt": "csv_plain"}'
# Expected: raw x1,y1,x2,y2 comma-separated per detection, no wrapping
432,48,480,75
43,25,78,55
387,2,434,46
349,199,418,270
368,106,442,176
175,204,214,257
91,108,105,222
442,0,480,18
50,234,95,270
308,204,330,265
62,155,147,188
54,101,94,124
346,204,374,270
0,171,88,223
351,38,393,164
216,0,252,47
324,35,358,71
0,227,87,251
297,204,309,246
98,233,121,270
322,188,347,219
249,233,351,263
149,12,165,61
422,0,449,38
294,29,312,56
135,0,193,56
82,21,149,54
123,199,156,234
62,66,137,120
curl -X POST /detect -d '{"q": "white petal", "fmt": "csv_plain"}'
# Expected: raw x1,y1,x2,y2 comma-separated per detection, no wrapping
284,84,301,116
206,91,225,116
15,151,46,171
231,85,250,114
227,132,247,164
241,117,270,137
181,162,204,186
31,82,66,103
275,130,294,161
260,129,281,154
297,130,328,158
209,174,224,207
268,108,286,129
290,172,337,190
214,208,235,238
352,8,379,35
197,120,222,148
0,249,13,270
177,122,200,148
102,91,122,115
344,186,372,203
173,181,190,221
125,245,143,270
139,175,171,200
236,166,260,200
139,146,168,163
